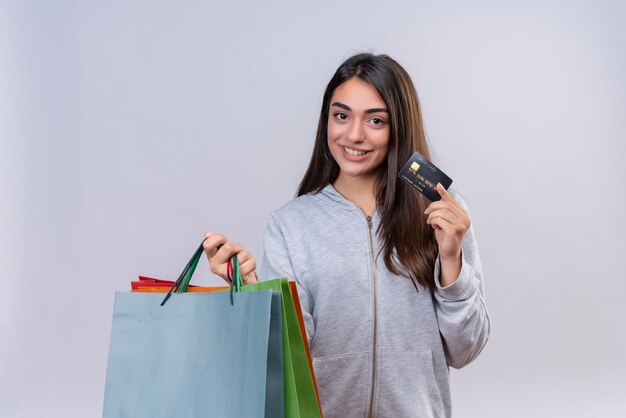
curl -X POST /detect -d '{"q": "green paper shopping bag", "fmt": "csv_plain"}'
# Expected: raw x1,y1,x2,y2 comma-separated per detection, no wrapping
240,279,321,418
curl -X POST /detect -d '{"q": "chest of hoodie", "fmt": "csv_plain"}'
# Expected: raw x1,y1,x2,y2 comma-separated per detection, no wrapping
282,202,441,358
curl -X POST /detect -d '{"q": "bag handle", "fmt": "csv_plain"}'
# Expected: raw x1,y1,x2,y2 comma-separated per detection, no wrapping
160,239,243,306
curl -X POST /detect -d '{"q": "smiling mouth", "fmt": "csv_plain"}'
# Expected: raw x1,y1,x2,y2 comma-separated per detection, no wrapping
343,146,370,157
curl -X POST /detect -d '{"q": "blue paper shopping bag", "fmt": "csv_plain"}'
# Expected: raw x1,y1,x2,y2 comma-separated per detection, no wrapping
102,289,284,418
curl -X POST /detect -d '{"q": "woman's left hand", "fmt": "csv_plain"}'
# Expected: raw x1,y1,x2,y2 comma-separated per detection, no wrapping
424,183,472,260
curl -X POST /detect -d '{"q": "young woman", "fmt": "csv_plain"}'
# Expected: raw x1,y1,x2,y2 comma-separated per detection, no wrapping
203,53,490,418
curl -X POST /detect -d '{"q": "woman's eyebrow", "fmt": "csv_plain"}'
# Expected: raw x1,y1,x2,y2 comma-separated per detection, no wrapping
331,101,388,114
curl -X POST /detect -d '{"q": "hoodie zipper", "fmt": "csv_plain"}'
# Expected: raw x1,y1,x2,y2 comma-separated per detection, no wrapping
366,215,377,418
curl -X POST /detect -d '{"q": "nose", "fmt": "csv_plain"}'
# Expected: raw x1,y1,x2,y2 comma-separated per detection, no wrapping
346,120,366,143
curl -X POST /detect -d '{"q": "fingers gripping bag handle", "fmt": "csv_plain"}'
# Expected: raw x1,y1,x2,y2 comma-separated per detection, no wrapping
160,239,243,306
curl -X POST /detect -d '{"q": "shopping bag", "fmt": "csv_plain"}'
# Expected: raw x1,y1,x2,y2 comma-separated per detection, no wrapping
131,276,321,409
240,279,321,418
130,240,323,418
103,244,284,418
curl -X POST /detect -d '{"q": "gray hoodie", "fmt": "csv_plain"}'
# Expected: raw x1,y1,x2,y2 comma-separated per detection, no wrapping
259,184,490,418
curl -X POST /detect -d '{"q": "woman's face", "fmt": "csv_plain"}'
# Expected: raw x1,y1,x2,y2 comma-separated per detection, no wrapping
327,77,390,181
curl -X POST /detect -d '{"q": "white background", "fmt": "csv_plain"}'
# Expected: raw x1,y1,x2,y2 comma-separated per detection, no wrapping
1,0,625,416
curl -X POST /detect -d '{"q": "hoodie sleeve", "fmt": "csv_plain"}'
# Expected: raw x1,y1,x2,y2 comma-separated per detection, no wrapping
259,212,316,344
433,194,491,369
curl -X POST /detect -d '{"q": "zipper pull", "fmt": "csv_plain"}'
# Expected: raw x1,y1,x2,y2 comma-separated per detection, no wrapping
366,215,373,229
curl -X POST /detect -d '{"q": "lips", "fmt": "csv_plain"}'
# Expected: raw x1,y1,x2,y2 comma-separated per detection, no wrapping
341,145,371,161
343,146,368,156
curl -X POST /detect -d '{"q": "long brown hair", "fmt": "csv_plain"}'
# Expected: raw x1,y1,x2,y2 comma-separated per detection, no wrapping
297,53,438,291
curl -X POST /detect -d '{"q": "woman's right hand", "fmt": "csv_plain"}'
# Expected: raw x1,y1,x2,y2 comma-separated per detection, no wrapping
202,232,258,284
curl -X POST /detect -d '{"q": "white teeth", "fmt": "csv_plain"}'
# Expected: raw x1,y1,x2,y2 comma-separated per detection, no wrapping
344,147,366,156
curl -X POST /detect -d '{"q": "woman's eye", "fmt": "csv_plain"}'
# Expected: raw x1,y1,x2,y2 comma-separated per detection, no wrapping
370,117,385,126
334,112,348,120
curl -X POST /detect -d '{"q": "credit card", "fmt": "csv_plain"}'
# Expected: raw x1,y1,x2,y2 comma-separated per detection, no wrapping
398,151,453,201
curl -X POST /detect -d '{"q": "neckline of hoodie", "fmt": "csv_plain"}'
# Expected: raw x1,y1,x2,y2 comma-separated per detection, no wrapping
313,183,381,222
